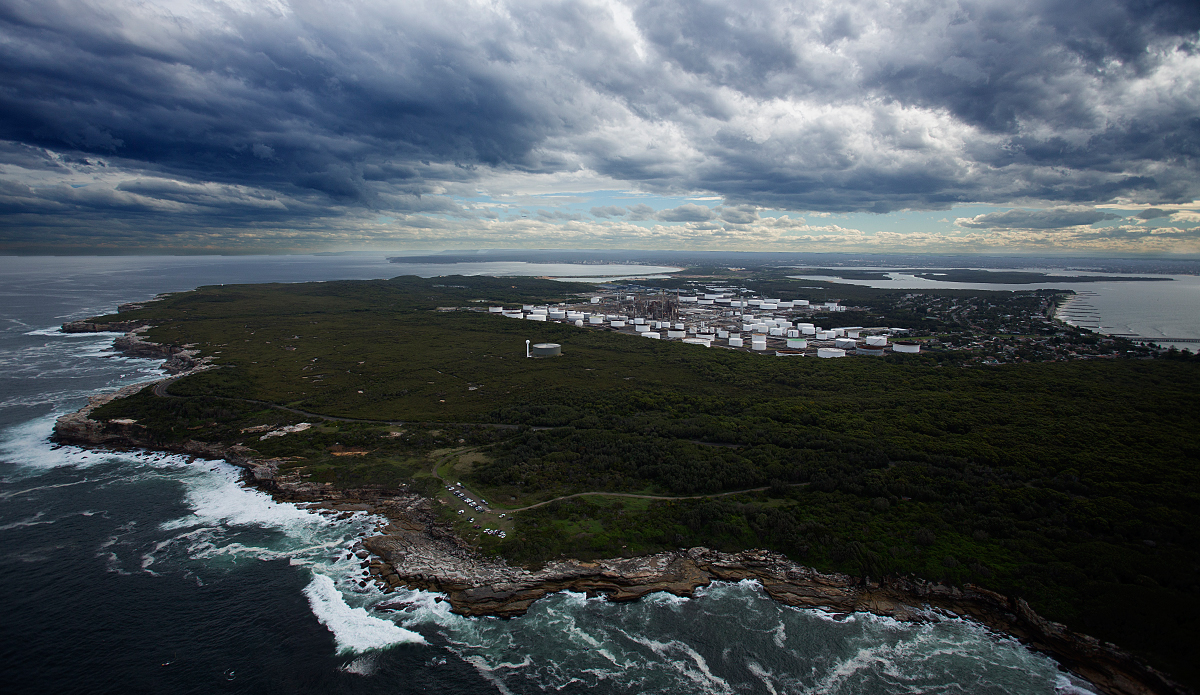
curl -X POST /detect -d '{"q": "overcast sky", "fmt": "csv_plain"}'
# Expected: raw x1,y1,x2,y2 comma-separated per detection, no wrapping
1,0,1198,255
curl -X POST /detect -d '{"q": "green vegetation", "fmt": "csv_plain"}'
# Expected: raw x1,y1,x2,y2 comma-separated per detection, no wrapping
87,274,1200,686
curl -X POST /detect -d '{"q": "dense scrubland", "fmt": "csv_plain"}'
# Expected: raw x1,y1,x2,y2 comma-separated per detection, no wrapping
88,274,1200,686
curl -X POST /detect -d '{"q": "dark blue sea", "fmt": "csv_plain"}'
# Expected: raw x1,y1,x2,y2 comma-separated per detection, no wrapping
0,255,1095,694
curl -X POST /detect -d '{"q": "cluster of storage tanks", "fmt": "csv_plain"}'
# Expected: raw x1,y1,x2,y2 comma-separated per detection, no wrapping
488,294,920,358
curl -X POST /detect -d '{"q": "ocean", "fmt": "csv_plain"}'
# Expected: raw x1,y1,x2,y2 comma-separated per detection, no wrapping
0,255,1098,694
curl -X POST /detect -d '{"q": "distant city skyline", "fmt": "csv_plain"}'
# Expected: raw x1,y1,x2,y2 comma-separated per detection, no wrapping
1,0,1198,255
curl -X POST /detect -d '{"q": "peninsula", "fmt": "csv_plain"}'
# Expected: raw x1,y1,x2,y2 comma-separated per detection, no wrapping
52,273,1199,695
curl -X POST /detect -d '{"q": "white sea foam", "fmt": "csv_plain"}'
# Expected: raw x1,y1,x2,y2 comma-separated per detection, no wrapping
159,460,325,532
304,574,426,653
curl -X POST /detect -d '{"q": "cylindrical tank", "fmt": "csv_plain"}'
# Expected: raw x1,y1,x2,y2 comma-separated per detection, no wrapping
548,310,566,320
717,330,729,338
589,316,604,324
728,337,744,347
530,343,561,357
674,323,685,330
834,337,857,349
635,324,650,332
787,338,808,349
642,332,661,339
610,320,626,328
634,317,645,325
769,327,784,336
752,339,769,351
892,341,921,353
865,335,887,346
817,348,847,358
590,297,601,304
488,306,504,313
667,330,686,338
855,343,885,356
527,313,548,322
760,303,777,310
681,338,711,347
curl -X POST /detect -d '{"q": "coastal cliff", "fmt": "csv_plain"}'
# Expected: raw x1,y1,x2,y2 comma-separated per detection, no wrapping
49,324,1191,695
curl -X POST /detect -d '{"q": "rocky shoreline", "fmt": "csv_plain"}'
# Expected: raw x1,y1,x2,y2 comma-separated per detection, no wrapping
50,324,1191,695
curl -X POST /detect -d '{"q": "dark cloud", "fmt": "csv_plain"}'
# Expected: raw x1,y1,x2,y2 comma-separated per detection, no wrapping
655,203,717,222
590,205,628,218
956,207,1122,229
1136,208,1170,220
626,204,657,220
0,0,1197,249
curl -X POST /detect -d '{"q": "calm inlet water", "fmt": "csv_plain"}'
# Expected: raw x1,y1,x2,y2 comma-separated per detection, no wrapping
0,256,1096,694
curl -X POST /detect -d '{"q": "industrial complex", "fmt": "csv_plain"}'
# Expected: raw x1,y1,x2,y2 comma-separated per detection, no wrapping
485,286,921,358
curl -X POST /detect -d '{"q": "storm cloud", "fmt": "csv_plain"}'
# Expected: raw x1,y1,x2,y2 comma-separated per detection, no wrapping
1,0,1198,250
956,206,1124,229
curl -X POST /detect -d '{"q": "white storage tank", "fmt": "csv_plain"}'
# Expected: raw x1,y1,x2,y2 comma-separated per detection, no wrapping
530,342,561,357
893,341,921,353
527,313,548,322
674,323,685,330
834,337,857,349
522,305,535,311
728,337,744,347
642,332,661,339
610,320,626,327
667,330,687,338
795,300,810,306
575,319,584,327
769,327,784,336
635,324,650,332
786,329,799,338
681,338,711,347
777,301,794,308
680,296,698,302
634,317,645,325
717,330,729,339
752,339,769,351
817,347,847,358
589,316,604,324
760,303,777,310
488,306,504,313
590,297,602,304
786,338,808,349
856,343,885,356
865,335,888,347
698,299,714,305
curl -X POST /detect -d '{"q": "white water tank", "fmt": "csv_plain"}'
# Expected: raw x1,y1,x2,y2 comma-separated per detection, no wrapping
728,337,744,347
787,338,808,349
752,339,768,351
589,316,604,324
635,324,650,332
667,330,687,338
681,338,711,347
795,300,810,306
575,319,584,327
680,296,698,302
817,348,847,358
527,313,548,322
834,338,857,349
717,330,729,339
893,341,921,353
488,306,503,313
590,297,602,304
865,336,887,347
643,332,661,339
634,317,645,325
760,303,777,310
769,327,784,336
